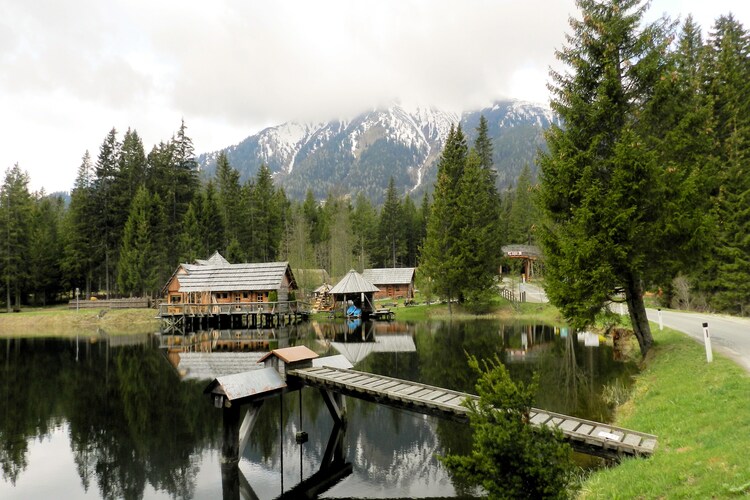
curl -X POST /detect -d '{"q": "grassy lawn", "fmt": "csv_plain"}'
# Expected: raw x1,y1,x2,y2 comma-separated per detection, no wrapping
0,307,160,336
579,326,750,498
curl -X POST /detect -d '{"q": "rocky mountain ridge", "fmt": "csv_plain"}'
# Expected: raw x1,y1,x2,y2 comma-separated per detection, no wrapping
197,100,557,201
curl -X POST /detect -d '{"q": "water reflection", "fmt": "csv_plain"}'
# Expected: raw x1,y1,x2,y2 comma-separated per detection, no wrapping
1,320,636,499
0,335,219,499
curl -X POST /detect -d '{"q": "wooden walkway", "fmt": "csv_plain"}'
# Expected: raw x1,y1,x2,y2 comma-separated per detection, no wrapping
287,366,657,460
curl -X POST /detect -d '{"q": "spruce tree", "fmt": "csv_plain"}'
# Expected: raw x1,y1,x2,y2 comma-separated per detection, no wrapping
117,186,157,296
507,164,537,245
456,150,502,310
29,194,64,305
215,151,244,253
178,202,203,263
200,181,225,257
538,0,675,355
351,193,379,271
0,164,33,310
703,15,750,313
250,164,283,262
421,125,468,310
62,152,97,297
93,128,121,297
377,177,404,267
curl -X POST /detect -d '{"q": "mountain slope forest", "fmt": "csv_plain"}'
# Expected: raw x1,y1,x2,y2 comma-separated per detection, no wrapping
0,11,748,318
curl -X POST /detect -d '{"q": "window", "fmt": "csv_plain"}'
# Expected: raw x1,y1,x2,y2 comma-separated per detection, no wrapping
170,295,182,304
257,293,264,302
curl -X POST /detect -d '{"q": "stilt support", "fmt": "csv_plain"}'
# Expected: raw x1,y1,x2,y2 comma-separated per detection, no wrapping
320,388,346,425
238,401,263,457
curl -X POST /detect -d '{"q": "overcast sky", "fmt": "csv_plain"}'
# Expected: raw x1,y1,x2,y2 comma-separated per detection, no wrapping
1,0,748,194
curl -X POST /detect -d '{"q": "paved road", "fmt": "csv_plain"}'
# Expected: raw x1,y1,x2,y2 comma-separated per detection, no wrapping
646,308,750,373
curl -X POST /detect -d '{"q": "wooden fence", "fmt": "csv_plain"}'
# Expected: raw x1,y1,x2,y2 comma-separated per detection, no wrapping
68,298,151,310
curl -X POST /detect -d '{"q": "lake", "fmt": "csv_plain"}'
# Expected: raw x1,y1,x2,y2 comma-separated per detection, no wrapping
0,319,636,499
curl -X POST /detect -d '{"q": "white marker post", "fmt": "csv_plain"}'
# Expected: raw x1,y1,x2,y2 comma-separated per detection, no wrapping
658,308,663,331
702,322,713,363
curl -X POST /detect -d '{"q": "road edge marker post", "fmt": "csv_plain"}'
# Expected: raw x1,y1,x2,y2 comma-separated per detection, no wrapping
702,322,713,363
658,308,663,331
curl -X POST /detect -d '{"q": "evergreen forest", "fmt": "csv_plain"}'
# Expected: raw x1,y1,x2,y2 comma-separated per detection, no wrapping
1,8,749,323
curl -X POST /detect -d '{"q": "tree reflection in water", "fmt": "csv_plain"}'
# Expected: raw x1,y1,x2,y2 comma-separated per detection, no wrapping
0,336,219,498
1,320,636,498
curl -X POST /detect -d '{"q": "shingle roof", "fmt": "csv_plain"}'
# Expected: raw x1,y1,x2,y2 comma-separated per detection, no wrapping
195,251,230,267
257,345,319,364
329,269,380,295
362,268,415,286
178,261,294,293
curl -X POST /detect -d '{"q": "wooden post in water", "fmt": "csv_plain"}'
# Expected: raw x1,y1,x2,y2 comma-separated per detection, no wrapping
221,404,241,464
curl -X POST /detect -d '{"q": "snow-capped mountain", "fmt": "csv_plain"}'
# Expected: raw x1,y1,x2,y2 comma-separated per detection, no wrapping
197,100,556,201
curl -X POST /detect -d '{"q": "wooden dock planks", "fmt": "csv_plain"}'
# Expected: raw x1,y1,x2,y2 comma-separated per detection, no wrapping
287,366,657,460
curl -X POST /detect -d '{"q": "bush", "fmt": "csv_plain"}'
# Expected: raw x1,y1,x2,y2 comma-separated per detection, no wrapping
441,355,574,499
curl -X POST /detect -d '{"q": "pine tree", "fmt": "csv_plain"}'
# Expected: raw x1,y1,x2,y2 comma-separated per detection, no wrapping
456,150,502,310
377,177,404,267
0,164,33,310
62,152,97,297
640,15,718,307
200,181,225,257
538,0,676,355
703,15,750,314
92,128,121,297
117,186,157,296
401,194,420,267
215,151,244,253
351,193,379,271
247,164,284,262
28,193,65,305
178,203,203,263
421,125,468,310
507,164,537,245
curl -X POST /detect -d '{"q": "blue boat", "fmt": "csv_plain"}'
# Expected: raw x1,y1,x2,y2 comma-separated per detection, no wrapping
346,304,361,318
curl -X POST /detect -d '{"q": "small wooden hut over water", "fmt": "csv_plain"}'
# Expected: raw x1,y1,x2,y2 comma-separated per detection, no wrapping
329,269,379,318
362,268,416,300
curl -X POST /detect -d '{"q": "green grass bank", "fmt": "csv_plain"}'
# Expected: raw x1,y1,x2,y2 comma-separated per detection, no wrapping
580,327,750,498
0,306,160,336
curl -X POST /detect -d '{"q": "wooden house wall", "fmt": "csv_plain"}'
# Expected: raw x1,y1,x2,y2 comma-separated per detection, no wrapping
373,282,414,300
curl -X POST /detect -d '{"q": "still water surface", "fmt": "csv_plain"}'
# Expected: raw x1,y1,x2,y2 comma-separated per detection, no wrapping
0,320,636,499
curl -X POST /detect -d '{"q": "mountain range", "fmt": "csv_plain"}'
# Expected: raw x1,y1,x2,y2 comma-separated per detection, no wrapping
196,99,557,202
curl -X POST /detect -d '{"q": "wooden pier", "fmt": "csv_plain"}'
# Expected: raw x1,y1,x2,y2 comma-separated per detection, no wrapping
286,365,657,460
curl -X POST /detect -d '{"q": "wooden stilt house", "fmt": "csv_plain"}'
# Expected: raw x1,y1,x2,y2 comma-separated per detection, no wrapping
159,252,303,332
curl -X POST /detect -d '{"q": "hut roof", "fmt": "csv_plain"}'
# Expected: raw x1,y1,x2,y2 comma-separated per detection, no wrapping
177,260,296,293
257,345,319,364
329,269,379,295
203,367,286,401
362,267,415,286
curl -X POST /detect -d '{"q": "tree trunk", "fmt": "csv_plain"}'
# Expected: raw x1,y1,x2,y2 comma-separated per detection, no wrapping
625,274,653,357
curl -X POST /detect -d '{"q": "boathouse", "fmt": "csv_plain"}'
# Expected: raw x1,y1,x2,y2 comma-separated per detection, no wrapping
329,269,379,318
159,252,304,332
362,268,416,300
